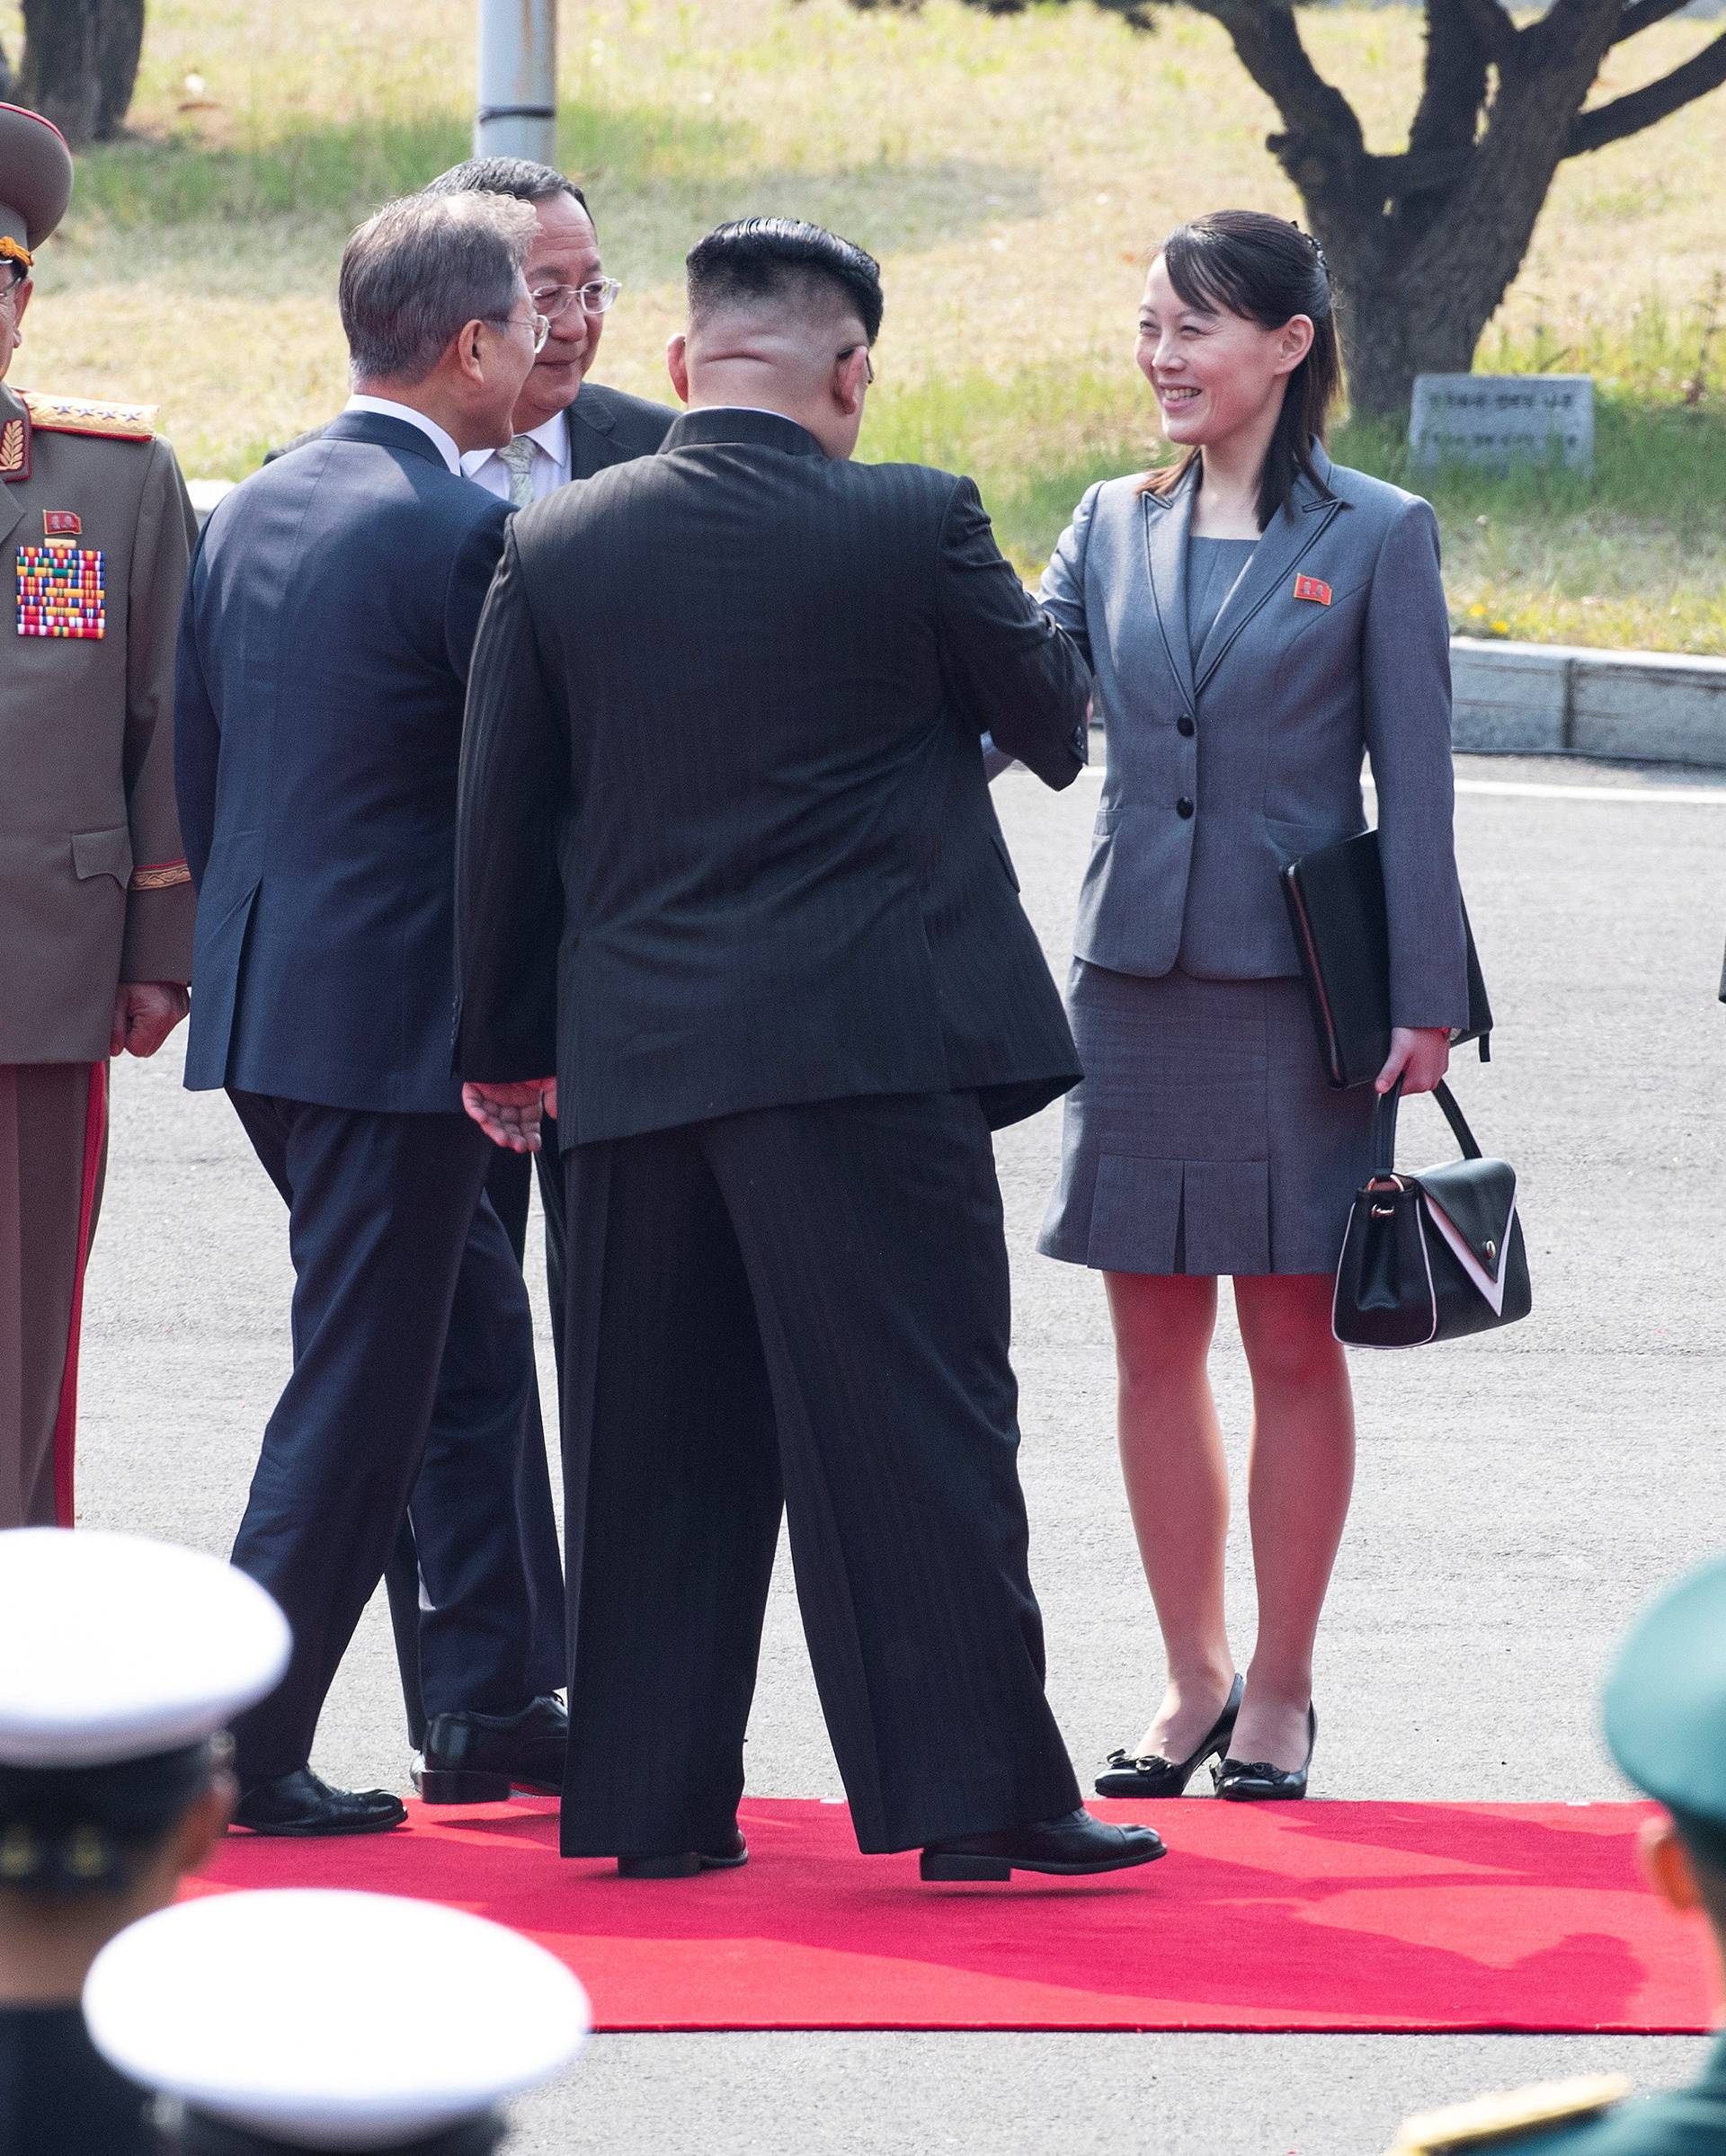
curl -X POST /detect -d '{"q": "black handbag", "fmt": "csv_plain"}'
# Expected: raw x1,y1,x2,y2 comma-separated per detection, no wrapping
1282,830,1493,1090
1333,1079,1532,1349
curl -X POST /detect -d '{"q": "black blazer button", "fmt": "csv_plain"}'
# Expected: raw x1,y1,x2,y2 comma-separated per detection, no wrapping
1177,796,1195,819
1177,715,1196,738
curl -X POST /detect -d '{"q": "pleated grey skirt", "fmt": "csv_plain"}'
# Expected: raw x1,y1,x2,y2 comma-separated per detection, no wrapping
1038,963,1375,1278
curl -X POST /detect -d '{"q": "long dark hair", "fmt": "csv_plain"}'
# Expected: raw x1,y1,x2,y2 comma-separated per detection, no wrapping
1141,209,1343,532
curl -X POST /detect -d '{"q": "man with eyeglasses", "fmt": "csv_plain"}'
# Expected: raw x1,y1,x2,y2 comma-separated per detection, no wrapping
417,155,674,1355
174,191,566,1837
0,102,198,1534
387,158,676,1814
422,155,676,508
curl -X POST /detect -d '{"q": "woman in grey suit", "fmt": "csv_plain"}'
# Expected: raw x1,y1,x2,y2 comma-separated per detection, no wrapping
1039,211,1470,1798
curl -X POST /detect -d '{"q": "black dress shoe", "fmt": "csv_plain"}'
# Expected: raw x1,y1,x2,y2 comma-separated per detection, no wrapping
232,1769,407,1838
617,1826,749,1879
1214,1704,1318,1802
414,1695,567,1804
1095,1672,1244,1797
920,1807,1166,1883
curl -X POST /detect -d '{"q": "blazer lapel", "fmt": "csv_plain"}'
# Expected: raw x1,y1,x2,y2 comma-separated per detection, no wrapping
565,392,612,480
1194,457,1344,696
1141,468,1197,712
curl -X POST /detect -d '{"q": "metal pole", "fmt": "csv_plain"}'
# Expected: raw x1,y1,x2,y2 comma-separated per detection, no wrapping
475,0,557,164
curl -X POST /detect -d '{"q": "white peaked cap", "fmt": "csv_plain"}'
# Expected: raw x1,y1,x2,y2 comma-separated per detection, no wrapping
85,1890,591,2150
0,1530,291,1767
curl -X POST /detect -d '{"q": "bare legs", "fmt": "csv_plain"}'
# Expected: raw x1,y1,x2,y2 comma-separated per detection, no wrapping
1106,1268,1355,1773
1107,1273,1233,1761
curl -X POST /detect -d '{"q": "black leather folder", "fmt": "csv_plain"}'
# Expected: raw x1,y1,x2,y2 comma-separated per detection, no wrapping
1280,830,1493,1091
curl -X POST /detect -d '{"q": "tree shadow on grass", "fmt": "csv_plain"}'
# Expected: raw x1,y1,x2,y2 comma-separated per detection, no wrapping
72,104,1041,269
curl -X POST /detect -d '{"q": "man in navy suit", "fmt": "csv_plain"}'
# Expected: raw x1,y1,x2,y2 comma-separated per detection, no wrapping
174,191,566,1834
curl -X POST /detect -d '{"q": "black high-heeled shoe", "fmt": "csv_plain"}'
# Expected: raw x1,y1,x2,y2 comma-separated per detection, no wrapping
1095,1673,1244,1797
1214,1703,1317,1802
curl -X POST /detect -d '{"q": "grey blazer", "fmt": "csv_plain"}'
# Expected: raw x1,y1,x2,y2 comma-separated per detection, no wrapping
1039,445,1469,1030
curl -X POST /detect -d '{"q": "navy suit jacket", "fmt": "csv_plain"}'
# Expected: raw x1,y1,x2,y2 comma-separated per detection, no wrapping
175,412,512,1111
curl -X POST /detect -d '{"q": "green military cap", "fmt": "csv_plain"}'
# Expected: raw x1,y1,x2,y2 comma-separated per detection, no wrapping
1604,1554,1726,1859
0,102,75,276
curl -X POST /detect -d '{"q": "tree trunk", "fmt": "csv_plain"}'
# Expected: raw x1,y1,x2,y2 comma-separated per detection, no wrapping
18,0,145,148
1215,0,1626,419
93,0,145,139
1326,242,1518,421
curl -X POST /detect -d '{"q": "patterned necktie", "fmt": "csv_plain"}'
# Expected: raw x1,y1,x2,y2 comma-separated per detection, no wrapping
501,435,537,508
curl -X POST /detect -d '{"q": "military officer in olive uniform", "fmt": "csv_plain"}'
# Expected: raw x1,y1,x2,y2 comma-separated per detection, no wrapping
0,103,197,1529
1381,1555,1726,2154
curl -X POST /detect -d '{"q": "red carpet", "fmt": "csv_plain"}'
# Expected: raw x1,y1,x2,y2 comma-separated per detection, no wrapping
185,1797,1717,2034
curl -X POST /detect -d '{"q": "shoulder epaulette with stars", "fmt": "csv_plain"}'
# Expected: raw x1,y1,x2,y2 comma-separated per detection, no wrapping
1384,2074,1632,2154
18,390,157,441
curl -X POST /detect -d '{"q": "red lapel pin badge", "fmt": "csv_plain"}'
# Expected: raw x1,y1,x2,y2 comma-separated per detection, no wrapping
1294,573,1331,606
44,510,81,537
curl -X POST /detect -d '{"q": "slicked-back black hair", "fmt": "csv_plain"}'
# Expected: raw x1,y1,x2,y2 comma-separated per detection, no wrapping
687,217,883,345
423,155,592,235
1142,208,1341,531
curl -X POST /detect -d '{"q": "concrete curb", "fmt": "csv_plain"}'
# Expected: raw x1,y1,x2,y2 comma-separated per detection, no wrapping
189,480,1726,768
1451,636,1726,767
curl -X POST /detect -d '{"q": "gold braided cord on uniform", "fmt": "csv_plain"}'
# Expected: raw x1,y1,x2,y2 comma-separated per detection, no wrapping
129,860,191,892
18,388,156,440
0,235,31,271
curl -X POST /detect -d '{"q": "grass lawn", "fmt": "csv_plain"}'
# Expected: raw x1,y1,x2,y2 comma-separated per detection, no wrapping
6,0,1724,652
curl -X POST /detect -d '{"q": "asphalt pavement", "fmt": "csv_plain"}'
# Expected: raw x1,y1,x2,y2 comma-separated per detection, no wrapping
78,754,1726,2154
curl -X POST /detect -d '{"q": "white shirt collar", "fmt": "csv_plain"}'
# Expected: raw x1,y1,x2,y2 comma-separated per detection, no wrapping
343,395,463,475
459,409,570,483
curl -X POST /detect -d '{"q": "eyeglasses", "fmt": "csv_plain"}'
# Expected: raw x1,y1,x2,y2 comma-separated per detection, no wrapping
838,344,876,386
494,309,551,355
529,278,622,322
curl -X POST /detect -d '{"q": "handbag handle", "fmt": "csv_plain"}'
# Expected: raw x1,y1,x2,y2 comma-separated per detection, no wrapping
1372,1078,1483,1177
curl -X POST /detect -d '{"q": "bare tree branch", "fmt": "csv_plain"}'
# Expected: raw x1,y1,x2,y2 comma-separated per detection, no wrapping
1183,0,1364,150
1612,0,1695,43
1447,0,1518,70
1527,0,1626,66
1406,0,1491,193
1568,25,1726,152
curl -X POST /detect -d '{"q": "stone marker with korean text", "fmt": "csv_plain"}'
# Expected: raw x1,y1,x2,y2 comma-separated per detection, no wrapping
1410,374,1595,477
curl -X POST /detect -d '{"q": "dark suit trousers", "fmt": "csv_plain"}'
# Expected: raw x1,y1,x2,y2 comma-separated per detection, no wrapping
557,1089,1081,1857
383,1129,566,1747
225,1093,563,1781
482,1126,566,1376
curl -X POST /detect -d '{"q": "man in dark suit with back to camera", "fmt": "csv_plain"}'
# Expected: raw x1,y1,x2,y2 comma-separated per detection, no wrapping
175,191,566,1836
457,217,1163,1885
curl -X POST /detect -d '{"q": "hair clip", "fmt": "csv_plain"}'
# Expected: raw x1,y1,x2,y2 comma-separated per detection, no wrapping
1289,219,1329,273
